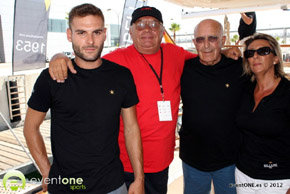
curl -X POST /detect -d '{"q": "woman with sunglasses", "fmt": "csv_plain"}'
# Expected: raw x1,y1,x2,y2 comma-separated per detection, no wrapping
235,33,290,194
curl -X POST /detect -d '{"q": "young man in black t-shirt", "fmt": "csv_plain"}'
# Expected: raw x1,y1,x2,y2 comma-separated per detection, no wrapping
24,4,144,194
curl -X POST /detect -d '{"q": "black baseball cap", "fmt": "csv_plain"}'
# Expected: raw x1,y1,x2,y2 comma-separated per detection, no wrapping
130,6,163,25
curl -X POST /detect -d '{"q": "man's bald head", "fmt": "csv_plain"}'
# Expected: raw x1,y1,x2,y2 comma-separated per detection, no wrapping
194,19,224,38
193,19,226,66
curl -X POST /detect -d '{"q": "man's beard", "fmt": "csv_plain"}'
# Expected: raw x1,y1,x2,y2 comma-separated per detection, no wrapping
73,43,104,62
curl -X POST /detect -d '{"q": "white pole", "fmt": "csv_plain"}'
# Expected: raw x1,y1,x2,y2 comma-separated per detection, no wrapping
0,112,41,174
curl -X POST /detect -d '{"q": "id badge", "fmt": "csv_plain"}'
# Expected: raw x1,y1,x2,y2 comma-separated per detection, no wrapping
157,101,172,121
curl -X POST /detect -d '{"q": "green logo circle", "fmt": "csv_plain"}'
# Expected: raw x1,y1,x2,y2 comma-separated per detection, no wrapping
3,170,26,191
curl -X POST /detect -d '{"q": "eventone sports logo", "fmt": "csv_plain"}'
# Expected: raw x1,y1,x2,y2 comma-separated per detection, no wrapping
2,170,26,191
1,170,86,191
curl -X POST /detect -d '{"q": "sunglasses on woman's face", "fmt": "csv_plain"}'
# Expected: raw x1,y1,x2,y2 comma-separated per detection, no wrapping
244,47,276,58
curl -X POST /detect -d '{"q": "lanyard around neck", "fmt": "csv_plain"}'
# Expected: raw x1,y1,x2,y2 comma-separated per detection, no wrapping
140,47,164,100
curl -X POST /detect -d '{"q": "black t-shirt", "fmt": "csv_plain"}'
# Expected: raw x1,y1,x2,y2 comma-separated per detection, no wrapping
180,55,248,171
236,77,290,180
28,59,139,193
238,12,256,40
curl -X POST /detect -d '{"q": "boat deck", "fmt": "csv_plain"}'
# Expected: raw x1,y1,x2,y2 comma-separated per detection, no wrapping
0,120,51,175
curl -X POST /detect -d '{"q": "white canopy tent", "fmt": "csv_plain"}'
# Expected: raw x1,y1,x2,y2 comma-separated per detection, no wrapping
165,0,290,9
165,0,290,17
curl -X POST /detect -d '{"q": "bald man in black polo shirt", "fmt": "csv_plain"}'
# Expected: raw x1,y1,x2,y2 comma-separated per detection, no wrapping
180,19,248,194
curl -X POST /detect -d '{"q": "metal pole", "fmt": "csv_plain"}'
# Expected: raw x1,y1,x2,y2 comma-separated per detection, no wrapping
0,112,41,174
107,9,120,46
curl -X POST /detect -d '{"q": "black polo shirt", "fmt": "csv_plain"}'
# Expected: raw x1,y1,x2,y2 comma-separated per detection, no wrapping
28,59,139,193
236,77,290,180
180,55,248,171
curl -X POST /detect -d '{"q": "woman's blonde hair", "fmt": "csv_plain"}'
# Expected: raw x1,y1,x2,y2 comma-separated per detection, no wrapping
243,33,285,81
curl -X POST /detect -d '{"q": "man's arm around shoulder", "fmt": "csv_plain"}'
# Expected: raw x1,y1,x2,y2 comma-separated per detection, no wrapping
49,53,75,82
222,47,241,60
121,106,144,194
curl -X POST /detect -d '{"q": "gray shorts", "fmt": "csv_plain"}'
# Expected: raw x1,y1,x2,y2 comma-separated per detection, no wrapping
108,183,127,194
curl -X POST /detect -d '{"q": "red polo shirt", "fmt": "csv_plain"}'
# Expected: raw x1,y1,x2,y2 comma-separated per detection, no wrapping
103,43,196,173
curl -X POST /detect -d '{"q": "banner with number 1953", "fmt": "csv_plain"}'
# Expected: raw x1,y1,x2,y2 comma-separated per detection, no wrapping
12,0,50,72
